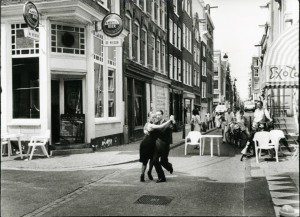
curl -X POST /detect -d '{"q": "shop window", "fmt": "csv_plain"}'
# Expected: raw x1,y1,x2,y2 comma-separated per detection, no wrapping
11,23,39,56
93,32,103,62
51,24,85,55
95,63,104,118
108,69,116,117
12,57,40,118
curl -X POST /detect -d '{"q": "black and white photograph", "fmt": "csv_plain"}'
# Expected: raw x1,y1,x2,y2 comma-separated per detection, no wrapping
0,0,299,216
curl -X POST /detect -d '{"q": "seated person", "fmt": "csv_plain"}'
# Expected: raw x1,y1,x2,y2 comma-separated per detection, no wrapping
222,108,235,142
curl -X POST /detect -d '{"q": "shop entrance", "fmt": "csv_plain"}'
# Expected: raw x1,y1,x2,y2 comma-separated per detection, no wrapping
51,78,84,145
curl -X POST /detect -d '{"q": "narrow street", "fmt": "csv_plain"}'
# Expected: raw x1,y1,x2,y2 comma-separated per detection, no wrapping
1,129,278,217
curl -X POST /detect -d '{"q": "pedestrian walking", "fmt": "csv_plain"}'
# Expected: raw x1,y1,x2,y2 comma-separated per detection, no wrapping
191,109,201,132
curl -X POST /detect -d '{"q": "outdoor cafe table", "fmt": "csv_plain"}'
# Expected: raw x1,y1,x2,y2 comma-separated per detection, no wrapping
200,134,223,157
1,133,23,159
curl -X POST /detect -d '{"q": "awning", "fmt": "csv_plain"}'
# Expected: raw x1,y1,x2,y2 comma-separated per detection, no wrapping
262,22,299,88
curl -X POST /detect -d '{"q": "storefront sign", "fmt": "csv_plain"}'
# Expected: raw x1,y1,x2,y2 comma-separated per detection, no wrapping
23,1,39,29
24,28,39,41
102,13,123,37
104,38,122,47
268,65,299,81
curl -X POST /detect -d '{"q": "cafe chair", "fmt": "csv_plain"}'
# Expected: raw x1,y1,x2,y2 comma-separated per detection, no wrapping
253,131,278,163
27,130,51,160
185,131,202,155
269,130,285,156
1,138,12,160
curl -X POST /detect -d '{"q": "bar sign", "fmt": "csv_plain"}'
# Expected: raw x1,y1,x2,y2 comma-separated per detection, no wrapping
24,28,39,41
103,38,122,47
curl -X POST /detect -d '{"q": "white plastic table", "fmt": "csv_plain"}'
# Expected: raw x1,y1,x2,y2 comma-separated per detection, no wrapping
200,134,223,157
1,134,23,159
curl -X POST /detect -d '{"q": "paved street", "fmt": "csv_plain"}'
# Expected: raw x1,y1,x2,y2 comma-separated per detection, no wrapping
2,128,298,216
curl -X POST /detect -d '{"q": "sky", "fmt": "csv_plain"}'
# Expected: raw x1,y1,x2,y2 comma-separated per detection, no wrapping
204,0,269,100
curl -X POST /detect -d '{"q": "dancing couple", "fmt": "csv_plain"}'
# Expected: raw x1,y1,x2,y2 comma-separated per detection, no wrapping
139,110,175,183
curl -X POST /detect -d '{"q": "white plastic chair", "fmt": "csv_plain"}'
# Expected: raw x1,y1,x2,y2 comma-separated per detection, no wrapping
185,131,202,155
270,130,285,157
1,138,12,159
27,130,51,160
253,131,277,163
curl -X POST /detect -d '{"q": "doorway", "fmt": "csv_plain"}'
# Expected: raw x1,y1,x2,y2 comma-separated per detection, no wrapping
51,79,84,145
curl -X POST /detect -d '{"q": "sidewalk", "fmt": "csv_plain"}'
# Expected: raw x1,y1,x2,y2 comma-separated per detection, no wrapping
1,127,217,171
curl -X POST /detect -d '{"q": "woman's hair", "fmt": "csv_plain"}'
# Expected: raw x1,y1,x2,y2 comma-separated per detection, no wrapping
192,109,199,116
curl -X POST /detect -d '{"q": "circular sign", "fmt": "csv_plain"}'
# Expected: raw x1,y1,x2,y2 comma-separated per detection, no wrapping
102,13,123,37
23,1,39,29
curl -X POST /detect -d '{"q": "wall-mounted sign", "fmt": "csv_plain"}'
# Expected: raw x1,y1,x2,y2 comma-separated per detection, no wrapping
102,13,123,37
23,1,39,30
24,28,40,41
104,38,122,47
268,65,299,81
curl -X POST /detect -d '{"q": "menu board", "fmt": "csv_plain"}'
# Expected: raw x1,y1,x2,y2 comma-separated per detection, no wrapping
60,114,85,144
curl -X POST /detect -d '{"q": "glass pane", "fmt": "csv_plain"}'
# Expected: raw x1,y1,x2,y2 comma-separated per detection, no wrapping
16,29,34,49
95,63,104,118
57,31,80,48
12,57,40,118
108,69,116,117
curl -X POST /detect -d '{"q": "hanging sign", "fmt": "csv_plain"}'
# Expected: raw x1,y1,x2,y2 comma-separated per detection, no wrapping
23,1,39,29
102,13,123,37
24,28,40,41
103,38,122,47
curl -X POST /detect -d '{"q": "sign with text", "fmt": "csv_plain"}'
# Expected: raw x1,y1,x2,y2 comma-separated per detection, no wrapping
23,1,39,29
24,28,39,41
102,13,123,37
103,38,122,47
267,65,299,82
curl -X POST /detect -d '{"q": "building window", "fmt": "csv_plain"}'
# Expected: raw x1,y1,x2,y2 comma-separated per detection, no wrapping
173,0,178,14
108,69,116,117
183,60,186,84
197,70,200,86
140,28,147,66
178,27,181,50
214,94,219,99
169,55,173,79
169,19,173,44
202,44,206,57
95,63,104,118
12,57,40,118
93,32,104,62
187,0,191,17
51,24,85,55
213,80,218,89
124,14,132,59
189,63,192,86
132,21,140,62
174,23,177,46
193,69,197,86
156,39,160,70
154,0,158,22
148,33,154,68
214,70,218,76
202,82,206,98
11,23,39,56
107,46,116,66
161,42,165,74
139,0,145,10
178,59,181,81
174,57,177,80
254,69,259,77
202,60,206,76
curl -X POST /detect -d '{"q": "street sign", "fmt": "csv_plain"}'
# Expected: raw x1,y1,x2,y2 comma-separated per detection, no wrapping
24,28,39,41
103,38,122,47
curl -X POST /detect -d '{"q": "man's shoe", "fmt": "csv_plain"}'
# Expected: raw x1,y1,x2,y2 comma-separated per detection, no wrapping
156,178,166,183
140,174,145,182
147,171,153,180
169,167,173,174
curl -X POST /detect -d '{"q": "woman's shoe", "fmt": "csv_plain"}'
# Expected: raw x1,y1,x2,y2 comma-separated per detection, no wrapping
140,174,145,182
147,171,153,180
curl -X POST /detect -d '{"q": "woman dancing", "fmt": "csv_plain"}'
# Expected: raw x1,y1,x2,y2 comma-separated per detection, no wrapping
139,114,175,182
